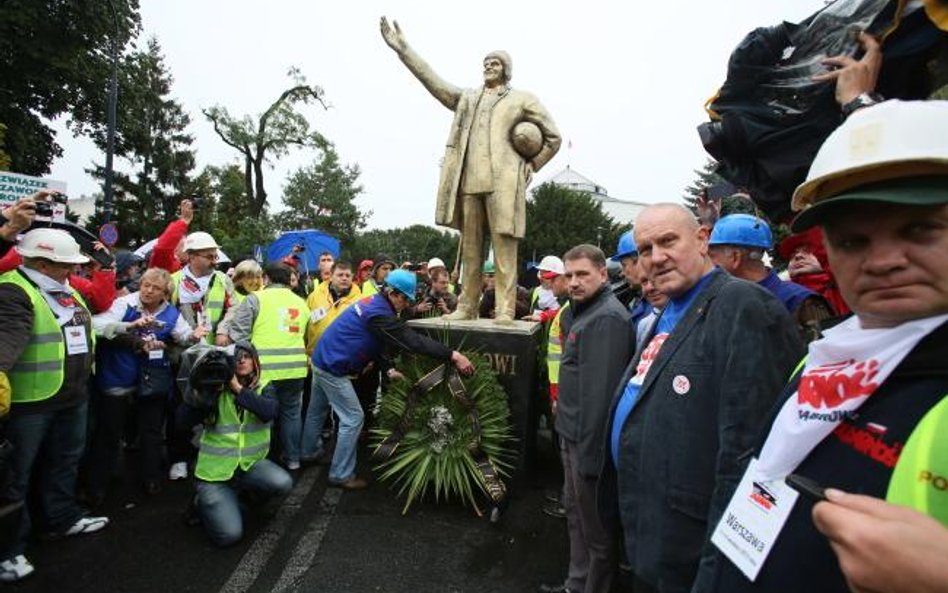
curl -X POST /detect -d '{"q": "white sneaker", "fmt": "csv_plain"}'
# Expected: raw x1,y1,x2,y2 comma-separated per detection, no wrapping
0,555,35,582
64,515,109,537
168,462,188,481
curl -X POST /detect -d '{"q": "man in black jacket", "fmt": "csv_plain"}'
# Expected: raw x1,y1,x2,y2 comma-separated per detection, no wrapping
599,204,802,593
699,100,948,593
541,244,633,593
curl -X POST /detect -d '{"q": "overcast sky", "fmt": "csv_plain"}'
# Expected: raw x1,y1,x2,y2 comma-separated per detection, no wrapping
49,0,826,231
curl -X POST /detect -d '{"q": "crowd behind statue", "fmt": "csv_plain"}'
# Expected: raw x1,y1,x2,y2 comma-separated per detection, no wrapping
1,39,947,593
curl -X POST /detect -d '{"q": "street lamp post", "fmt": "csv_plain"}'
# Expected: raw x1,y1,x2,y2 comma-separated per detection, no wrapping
103,0,120,223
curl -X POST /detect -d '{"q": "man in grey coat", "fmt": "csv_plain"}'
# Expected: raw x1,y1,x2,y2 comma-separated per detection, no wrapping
542,244,634,593
598,204,803,593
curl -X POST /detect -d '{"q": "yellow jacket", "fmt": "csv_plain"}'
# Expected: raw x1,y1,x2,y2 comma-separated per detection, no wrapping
304,282,362,357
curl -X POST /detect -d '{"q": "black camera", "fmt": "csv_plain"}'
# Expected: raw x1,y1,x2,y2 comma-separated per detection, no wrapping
34,194,67,217
189,196,205,210
293,243,306,253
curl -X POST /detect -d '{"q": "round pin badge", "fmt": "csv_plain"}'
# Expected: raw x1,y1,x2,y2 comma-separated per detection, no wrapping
672,374,691,395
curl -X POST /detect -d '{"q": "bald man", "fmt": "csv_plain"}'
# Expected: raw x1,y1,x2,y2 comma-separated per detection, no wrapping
597,204,803,593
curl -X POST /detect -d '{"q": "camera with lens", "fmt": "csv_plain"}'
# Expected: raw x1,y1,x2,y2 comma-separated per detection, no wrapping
34,193,67,217
189,196,206,210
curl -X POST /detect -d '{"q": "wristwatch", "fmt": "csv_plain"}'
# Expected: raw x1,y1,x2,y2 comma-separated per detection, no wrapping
841,92,883,119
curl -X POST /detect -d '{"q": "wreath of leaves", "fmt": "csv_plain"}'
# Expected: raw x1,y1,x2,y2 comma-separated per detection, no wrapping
372,351,515,515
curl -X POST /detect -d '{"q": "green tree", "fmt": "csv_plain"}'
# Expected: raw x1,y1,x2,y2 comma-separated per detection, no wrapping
0,0,141,174
275,147,369,246
683,158,728,212
521,183,625,265
203,69,329,216
352,225,459,266
85,38,195,245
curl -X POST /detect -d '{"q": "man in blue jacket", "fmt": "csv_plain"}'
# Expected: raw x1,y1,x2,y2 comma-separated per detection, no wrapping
307,269,474,489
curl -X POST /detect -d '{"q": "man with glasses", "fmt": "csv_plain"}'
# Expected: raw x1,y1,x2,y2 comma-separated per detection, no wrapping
168,231,237,480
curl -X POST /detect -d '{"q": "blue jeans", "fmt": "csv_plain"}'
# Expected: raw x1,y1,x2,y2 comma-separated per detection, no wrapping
264,378,305,465
306,367,364,482
195,459,292,547
2,401,88,559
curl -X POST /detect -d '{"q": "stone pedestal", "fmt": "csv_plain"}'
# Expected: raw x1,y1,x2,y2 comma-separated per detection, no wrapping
407,317,543,481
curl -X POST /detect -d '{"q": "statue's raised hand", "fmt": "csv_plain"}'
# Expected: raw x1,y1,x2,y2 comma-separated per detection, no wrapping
380,16,407,53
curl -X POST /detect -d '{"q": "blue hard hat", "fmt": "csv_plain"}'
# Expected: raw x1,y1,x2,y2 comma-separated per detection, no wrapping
385,269,417,302
708,214,773,250
610,230,637,261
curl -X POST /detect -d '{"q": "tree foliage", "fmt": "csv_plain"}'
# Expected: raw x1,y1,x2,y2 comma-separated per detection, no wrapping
0,0,141,174
85,39,195,246
275,147,369,247
203,69,330,216
352,225,459,266
683,158,729,212
521,183,625,265
0,124,11,171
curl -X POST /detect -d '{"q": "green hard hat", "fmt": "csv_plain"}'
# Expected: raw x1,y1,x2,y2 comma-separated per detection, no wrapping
482,260,496,274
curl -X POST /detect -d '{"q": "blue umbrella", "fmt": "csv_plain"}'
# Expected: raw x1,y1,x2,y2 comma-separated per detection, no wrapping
266,230,340,277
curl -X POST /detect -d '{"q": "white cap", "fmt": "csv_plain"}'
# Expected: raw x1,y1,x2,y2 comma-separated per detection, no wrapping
184,231,220,252
16,228,89,264
536,255,565,275
427,257,446,270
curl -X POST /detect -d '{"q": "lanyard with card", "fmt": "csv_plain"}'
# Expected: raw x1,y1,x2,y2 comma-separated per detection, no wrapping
64,325,89,356
710,458,800,582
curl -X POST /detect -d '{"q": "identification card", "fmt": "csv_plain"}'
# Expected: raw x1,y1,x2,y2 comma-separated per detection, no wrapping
710,457,799,581
65,326,89,355
148,348,164,360
310,307,328,323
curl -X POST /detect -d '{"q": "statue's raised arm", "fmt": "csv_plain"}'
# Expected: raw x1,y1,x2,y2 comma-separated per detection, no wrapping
379,16,462,111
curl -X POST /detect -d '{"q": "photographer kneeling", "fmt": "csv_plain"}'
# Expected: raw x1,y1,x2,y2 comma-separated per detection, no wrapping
179,342,292,547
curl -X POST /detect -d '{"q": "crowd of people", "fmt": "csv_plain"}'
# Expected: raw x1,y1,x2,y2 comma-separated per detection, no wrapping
0,38,947,593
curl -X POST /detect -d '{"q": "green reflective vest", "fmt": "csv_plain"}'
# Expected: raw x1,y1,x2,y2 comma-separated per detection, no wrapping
251,287,309,383
0,270,93,403
171,269,228,342
547,302,570,385
195,380,273,482
887,393,948,525
362,279,379,296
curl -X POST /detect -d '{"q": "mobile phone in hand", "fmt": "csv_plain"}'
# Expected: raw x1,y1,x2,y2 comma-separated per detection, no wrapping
786,473,827,502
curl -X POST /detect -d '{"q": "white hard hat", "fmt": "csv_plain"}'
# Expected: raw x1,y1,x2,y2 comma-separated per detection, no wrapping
792,100,948,212
427,257,446,270
16,228,89,264
184,231,220,252
536,255,565,275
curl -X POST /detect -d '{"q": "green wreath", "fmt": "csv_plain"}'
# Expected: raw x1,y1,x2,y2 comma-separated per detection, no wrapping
372,351,515,515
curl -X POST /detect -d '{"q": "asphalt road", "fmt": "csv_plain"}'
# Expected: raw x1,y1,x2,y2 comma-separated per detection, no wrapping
5,431,637,593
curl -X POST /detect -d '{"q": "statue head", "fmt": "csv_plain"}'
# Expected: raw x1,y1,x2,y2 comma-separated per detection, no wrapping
483,51,512,87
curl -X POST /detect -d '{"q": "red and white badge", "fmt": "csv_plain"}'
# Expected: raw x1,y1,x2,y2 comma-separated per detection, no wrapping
672,374,691,395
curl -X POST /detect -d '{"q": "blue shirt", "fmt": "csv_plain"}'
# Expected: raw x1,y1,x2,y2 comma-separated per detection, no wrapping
610,270,716,466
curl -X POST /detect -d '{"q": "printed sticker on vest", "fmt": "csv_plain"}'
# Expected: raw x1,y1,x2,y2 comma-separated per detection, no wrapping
65,325,89,355
672,374,691,395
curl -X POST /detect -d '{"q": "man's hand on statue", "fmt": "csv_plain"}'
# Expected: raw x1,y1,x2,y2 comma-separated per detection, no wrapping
415,300,432,313
812,488,948,593
522,313,541,322
451,351,474,376
812,32,882,106
214,334,232,347
386,368,405,382
379,16,407,53
192,326,209,342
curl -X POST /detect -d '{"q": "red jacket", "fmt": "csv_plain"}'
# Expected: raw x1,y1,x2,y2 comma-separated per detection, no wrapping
149,219,188,273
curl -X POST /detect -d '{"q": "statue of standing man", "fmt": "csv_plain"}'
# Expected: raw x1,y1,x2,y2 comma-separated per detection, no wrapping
380,17,561,323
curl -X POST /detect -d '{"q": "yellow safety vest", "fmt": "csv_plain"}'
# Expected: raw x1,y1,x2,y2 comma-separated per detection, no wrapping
887,393,948,525
251,287,309,383
0,270,94,403
362,279,380,296
171,269,229,343
195,380,273,482
547,302,570,386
